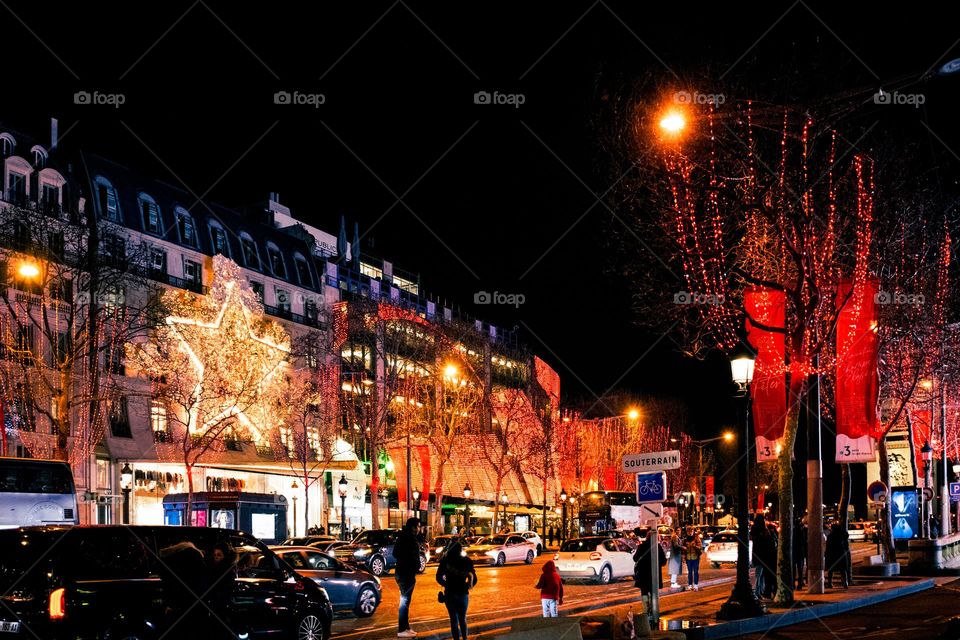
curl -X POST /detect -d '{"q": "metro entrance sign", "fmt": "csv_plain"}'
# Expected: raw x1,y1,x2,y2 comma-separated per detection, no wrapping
622,450,681,473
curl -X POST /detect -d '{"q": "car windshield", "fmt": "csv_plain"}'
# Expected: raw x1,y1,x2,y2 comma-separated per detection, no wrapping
352,530,395,545
560,538,603,552
479,536,507,546
711,533,738,543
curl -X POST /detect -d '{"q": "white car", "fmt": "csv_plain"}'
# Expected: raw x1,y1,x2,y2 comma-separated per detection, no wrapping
847,522,866,542
463,534,536,566
706,530,751,568
519,531,544,555
554,536,635,585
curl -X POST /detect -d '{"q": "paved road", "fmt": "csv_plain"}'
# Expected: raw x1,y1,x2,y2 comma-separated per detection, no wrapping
738,578,960,639
331,552,734,638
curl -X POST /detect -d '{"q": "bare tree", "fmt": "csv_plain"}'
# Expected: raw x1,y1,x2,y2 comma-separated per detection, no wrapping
482,388,540,531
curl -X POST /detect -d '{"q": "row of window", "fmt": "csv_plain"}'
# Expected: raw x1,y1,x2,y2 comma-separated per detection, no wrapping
0,134,47,168
94,177,315,288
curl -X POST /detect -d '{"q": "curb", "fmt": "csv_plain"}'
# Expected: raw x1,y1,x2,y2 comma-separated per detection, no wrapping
684,577,936,640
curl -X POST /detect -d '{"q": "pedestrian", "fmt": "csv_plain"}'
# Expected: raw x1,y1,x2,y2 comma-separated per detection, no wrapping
547,526,554,547
793,518,808,589
764,523,779,598
825,522,850,589
535,558,564,617
394,517,422,637
751,515,773,599
667,529,683,588
437,540,477,640
159,541,210,633
683,527,702,591
205,542,236,637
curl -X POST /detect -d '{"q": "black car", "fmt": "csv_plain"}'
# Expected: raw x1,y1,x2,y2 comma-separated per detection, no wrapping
270,546,381,617
332,528,428,577
279,535,338,547
0,525,333,640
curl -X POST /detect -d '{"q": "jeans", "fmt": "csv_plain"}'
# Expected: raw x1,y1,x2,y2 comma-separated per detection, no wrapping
685,559,699,586
396,575,416,632
541,598,558,617
754,566,765,597
445,592,469,640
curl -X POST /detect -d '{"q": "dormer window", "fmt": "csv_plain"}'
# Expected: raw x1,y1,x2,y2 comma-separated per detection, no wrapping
95,178,120,222
240,234,260,270
209,222,230,257
139,195,162,235
266,243,286,279
175,209,197,247
31,146,47,169
294,253,312,287
0,134,14,158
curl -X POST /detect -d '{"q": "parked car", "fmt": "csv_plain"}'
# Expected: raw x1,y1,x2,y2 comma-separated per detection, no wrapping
847,522,867,542
518,531,544,554
706,530,752,568
270,546,381,617
332,528,428,577
311,539,350,554
279,535,338,547
554,537,636,584
430,535,462,563
463,534,536,566
0,525,333,640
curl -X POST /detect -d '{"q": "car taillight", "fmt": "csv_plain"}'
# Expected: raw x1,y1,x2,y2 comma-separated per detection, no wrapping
589,552,602,561
49,588,66,620
553,553,559,561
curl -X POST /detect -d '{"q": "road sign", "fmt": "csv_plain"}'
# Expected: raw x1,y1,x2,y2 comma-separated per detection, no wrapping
640,503,663,522
922,487,935,502
867,480,887,503
951,482,960,502
636,471,667,504
622,450,681,473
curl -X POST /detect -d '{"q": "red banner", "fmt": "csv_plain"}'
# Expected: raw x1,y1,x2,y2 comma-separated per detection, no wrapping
603,466,617,491
835,278,880,462
387,447,408,506
704,476,715,513
757,489,765,514
744,287,786,462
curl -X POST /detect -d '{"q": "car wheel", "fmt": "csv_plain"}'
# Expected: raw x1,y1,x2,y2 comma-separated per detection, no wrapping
296,613,326,640
369,555,386,577
496,552,506,566
597,564,612,585
525,550,535,564
711,562,721,569
354,585,379,617
418,554,427,573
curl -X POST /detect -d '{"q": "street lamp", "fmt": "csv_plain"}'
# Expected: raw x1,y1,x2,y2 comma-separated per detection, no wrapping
569,495,577,538
500,492,509,531
17,261,40,279
120,462,133,525
718,342,766,620
658,110,686,136
922,441,933,537
689,431,735,524
463,484,472,533
291,480,299,537
338,474,348,541
559,488,568,542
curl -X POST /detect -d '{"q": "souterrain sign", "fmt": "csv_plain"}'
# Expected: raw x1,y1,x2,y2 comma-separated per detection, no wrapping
621,450,681,473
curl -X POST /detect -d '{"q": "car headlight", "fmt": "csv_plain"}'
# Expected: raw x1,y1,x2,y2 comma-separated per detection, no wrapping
436,547,443,554
355,549,372,556
485,550,498,557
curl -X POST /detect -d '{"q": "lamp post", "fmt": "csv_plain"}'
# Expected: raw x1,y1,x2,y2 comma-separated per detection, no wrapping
922,441,933,538
463,484,472,533
291,480,299,537
689,433,734,524
718,343,766,620
412,488,421,522
500,492,509,531
120,462,133,525
569,495,577,538
338,474,348,541
559,488,568,542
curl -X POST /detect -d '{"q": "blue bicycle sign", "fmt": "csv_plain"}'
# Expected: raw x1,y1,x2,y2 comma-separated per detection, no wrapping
635,472,667,503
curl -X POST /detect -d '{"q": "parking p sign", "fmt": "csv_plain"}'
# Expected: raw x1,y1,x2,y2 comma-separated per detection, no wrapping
636,472,667,504
951,482,960,502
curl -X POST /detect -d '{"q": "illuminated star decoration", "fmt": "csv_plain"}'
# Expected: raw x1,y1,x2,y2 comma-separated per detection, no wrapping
164,255,291,442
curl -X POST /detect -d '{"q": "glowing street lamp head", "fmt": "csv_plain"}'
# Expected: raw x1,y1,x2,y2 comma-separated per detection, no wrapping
18,262,40,279
723,431,734,442
658,110,686,136
444,363,459,379
627,408,640,422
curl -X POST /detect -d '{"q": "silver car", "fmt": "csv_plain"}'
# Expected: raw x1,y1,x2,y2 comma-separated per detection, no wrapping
463,534,536,566
270,546,382,617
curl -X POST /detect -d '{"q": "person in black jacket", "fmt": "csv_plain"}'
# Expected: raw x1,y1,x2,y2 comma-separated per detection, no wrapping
437,541,477,640
394,517,422,637
793,518,808,589
632,529,664,597
825,522,850,589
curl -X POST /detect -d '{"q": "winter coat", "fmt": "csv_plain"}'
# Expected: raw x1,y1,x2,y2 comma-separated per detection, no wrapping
394,527,422,579
667,535,683,575
437,543,477,596
633,536,663,594
535,560,564,602
825,526,850,568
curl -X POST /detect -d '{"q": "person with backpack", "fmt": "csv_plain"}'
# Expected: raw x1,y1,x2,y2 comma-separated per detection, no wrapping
535,559,564,617
437,540,477,640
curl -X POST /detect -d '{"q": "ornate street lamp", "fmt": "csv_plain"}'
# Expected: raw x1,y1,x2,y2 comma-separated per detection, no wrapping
463,484,472,532
922,441,933,537
559,488,568,542
718,342,766,620
291,480,299,537
120,463,133,525
338,474,348,541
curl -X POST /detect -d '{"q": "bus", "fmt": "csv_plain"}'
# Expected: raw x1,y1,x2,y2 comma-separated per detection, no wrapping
578,491,642,535
0,458,78,528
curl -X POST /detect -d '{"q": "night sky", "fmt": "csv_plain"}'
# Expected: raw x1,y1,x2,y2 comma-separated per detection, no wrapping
5,2,960,468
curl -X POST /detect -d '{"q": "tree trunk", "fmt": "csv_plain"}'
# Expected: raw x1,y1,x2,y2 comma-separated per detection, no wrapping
304,477,310,534
775,376,806,605
493,474,503,532
185,462,195,524
839,465,851,528
877,436,897,562
433,463,446,534
370,463,380,529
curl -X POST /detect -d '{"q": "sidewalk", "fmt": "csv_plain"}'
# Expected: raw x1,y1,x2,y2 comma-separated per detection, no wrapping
415,574,938,639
